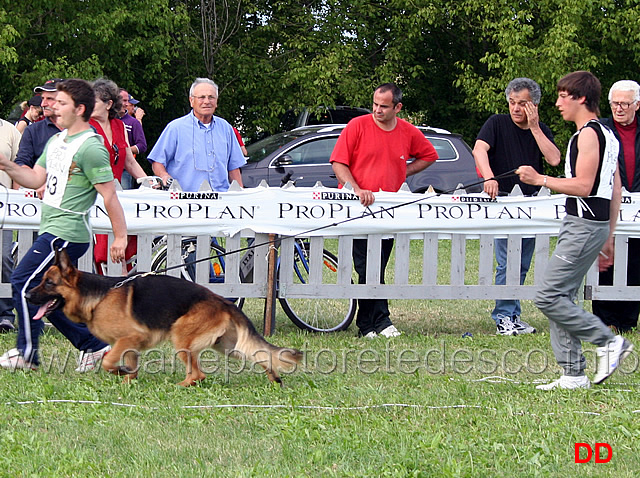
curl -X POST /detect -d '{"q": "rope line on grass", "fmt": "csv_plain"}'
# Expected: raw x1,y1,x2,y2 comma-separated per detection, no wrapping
3,400,495,412
4,399,639,415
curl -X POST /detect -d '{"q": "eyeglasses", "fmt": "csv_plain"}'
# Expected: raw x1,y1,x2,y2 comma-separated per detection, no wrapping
610,101,636,110
113,143,119,165
192,95,217,102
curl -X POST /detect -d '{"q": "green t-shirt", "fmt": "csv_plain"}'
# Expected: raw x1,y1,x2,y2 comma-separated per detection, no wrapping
36,129,114,243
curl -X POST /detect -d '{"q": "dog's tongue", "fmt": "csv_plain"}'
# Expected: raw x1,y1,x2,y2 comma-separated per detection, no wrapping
33,300,54,321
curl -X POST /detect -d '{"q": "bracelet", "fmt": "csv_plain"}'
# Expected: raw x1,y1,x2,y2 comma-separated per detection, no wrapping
543,175,548,187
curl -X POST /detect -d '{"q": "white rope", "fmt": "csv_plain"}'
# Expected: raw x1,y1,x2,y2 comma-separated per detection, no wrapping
3,399,638,416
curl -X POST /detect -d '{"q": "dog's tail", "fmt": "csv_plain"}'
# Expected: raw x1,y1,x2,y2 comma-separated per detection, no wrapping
227,307,303,386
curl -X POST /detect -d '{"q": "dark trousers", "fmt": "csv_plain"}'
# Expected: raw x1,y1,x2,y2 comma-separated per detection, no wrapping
592,237,640,332
352,238,394,335
12,233,108,365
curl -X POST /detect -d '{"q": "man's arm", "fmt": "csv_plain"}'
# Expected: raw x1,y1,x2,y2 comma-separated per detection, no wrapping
472,140,499,199
93,181,127,263
516,127,600,197
0,153,46,189
406,159,433,177
599,167,622,271
228,168,243,187
525,102,561,166
14,128,36,168
151,162,172,186
331,162,375,206
122,138,147,182
134,107,145,124
129,120,147,155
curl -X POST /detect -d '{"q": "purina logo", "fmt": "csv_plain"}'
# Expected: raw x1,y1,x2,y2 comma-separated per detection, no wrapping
312,192,359,201
450,196,496,203
169,192,220,200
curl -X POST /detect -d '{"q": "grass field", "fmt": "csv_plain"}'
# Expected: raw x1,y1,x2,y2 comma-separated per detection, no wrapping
0,240,638,477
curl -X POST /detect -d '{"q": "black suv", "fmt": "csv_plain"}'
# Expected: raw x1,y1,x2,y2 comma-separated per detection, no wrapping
242,125,482,193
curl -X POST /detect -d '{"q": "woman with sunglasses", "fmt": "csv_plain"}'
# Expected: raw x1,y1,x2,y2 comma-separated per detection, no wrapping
90,78,146,273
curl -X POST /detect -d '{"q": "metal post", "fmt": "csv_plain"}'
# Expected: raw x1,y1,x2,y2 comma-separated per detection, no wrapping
263,234,278,336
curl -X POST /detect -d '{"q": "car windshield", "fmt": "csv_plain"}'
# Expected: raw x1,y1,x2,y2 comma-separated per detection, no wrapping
245,131,306,163
246,129,335,163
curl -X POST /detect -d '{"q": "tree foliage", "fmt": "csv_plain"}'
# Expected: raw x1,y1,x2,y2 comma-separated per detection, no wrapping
2,0,640,150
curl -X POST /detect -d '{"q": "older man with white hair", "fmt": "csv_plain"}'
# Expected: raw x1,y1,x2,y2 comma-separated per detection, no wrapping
148,78,245,192
592,80,640,332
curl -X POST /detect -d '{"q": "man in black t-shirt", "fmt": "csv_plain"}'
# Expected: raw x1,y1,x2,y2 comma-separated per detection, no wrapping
473,78,561,336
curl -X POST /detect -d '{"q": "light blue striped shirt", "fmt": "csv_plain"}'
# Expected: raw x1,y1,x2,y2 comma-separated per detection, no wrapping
148,111,246,192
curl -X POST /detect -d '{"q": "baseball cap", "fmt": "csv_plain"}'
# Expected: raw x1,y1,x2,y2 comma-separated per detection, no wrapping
129,95,140,105
28,96,42,107
33,78,64,93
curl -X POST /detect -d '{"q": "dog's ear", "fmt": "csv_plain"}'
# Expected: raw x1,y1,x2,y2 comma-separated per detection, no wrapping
55,248,73,274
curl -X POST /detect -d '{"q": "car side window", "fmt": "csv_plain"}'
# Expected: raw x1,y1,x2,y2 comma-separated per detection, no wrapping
282,137,339,165
427,138,458,161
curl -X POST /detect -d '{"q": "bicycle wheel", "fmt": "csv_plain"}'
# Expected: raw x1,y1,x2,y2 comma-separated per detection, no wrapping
151,239,245,309
279,248,356,332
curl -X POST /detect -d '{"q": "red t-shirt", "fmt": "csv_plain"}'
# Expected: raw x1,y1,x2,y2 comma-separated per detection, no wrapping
330,115,438,192
90,118,128,180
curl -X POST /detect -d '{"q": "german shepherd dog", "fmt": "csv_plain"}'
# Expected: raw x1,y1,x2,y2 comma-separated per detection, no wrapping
26,249,302,387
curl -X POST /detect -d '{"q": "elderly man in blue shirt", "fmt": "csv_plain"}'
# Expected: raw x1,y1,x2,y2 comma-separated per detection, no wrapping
149,78,245,192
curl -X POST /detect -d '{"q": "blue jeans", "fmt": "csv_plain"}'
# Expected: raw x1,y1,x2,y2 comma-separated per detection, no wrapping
12,233,108,365
491,237,535,324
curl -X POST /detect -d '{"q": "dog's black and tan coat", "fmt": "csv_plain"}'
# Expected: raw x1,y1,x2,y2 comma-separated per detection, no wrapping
27,249,302,386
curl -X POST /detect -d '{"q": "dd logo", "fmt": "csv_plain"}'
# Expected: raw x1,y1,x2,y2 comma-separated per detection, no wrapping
574,443,612,463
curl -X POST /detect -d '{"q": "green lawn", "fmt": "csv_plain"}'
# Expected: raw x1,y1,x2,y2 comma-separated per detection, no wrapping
0,238,638,477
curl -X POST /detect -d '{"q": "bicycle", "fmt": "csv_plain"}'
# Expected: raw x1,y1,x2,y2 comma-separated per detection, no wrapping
277,237,356,332
139,176,356,332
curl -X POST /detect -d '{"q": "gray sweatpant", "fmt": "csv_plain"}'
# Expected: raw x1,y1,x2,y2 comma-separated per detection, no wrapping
535,215,615,376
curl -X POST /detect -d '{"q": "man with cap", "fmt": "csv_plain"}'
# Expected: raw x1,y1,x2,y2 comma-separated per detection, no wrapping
126,94,145,123
118,89,147,157
14,79,65,179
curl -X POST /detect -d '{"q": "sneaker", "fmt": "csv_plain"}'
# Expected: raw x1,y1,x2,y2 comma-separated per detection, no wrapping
0,348,37,371
361,331,378,339
536,374,591,390
593,335,634,385
75,345,111,372
496,315,517,336
379,325,401,338
0,318,14,333
512,316,536,334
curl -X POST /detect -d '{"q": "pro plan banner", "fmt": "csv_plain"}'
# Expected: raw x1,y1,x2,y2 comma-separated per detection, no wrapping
2,186,640,237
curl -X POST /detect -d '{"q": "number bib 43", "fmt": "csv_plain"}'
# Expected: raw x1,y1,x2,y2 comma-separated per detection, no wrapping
43,130,97,209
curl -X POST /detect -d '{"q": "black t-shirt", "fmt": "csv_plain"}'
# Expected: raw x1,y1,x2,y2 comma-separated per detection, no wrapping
476,114,556,196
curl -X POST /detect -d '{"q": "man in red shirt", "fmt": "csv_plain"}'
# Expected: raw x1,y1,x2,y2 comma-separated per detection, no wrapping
330,83,438,338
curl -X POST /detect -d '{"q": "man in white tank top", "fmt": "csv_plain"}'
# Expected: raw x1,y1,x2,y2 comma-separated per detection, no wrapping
516,71,634,390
